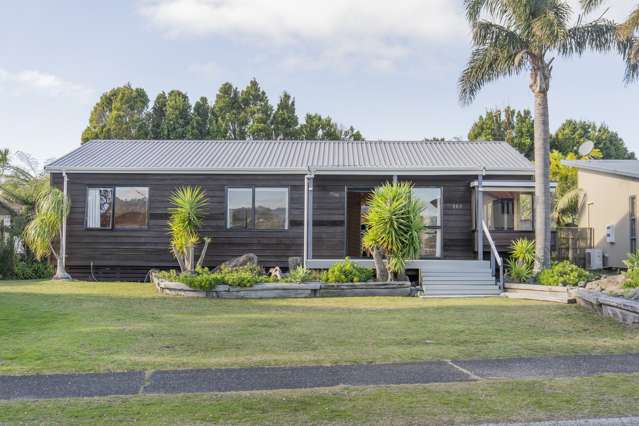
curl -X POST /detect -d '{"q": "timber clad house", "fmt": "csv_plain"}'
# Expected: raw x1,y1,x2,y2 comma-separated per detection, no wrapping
46,139,545,295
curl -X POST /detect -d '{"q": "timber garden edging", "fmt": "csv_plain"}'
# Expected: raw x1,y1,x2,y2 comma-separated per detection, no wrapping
153,275,412,299
503,283,577,304
575,289,639,325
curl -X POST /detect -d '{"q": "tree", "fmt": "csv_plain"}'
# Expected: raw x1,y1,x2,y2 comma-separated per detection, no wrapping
552,120,635,159
362,182,424,281
299,114,363,141
272,92,299,139
468,107,534,159
187,97,210,139
0,151,48,210
459,0,617,271
211,83,246,140
240,79,273,139
81,84,149,142
168,186,211,274
23,188,71,279
148,92,168,139
164,90,192,139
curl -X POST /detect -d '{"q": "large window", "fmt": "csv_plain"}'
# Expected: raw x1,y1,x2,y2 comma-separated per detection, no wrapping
413,187,442,257
483,192,533,231
86,186,148,230
227,187,289,230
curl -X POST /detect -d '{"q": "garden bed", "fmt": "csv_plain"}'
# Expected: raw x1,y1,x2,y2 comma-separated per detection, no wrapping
153,275,411,299
575,289,639,325
503,283,576,304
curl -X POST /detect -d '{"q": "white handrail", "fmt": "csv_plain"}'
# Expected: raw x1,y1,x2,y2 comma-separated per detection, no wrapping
481,220,504,289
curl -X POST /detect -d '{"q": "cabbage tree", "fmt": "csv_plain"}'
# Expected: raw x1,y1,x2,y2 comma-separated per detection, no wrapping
363,182,423,281
168,186,211,274
23,187,70,279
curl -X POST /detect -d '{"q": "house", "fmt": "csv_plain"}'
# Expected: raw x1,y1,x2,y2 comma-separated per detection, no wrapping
562,159,639,268
46,139,541,294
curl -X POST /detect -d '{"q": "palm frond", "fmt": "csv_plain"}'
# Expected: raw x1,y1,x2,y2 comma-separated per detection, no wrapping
619,5,639,38
561,18,618,56
580,0,605,15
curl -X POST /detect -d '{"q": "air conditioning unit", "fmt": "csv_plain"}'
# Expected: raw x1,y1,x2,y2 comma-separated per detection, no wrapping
585,249,603,270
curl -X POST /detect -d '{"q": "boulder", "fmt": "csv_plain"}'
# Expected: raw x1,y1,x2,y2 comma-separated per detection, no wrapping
585,274,626,295
214,253,259,272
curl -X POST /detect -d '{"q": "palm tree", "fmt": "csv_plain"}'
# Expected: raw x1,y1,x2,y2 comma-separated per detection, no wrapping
23,188,71,279
168,186,211,274
459,0,617,271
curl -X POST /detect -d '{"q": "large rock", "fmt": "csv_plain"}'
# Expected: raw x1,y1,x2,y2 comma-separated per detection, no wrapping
585,274,626,295
213,253,259,272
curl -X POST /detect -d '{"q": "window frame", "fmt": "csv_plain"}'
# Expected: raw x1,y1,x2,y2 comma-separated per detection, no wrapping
225,185,290,232
85,185,150,231
412,186,443,259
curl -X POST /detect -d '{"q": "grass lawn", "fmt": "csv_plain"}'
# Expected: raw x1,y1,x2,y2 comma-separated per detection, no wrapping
1,374,639,425
1,280,639,375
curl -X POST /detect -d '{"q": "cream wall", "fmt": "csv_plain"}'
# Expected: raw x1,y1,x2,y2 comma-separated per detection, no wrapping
577,169,639,268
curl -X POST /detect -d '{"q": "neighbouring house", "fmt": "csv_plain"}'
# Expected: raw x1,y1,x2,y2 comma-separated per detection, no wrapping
46,139,546,294
563,159,639,268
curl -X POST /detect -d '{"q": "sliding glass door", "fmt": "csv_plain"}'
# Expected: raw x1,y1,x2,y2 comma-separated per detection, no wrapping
413,187,442,258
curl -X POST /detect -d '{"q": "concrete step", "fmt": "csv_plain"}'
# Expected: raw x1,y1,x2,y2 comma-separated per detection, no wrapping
423,274,494,280
425,284,500,291
420,260,491,272
423,287,502,296
424,280,497,286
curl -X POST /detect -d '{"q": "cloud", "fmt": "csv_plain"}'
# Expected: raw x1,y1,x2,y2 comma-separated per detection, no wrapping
0,68,93,98
138,0,467,71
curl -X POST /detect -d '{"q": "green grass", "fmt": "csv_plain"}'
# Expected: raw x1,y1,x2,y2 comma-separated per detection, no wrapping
2,374,639,425
1,280,639,375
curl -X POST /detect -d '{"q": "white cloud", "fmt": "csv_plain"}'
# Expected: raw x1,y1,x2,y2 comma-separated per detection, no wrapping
139,0,467,71
0,68,93,98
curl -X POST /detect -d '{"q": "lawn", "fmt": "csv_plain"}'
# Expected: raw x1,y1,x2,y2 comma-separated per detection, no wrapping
1,280,639,375
2,374,639,425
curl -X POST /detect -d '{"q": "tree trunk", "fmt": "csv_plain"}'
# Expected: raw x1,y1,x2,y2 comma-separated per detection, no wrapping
372,247,388,282
533,90,551,272
52,254,71,280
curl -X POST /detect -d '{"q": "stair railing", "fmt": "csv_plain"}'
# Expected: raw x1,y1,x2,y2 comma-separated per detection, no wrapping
481,220,504,290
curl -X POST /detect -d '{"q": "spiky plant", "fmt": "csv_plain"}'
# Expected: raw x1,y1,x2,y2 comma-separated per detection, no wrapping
23,187,70,279
362,182,423,281
167,186,211,274
459,0,618,271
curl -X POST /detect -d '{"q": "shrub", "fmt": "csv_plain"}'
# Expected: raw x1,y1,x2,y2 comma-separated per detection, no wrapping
320,257,374,283
510,238,535,264
14,259,53,280
506,257,534,283
0,240,16,279
281,266,314,283
156,265,268,291
623,251,639,271
537,261,591,287
624,268,639,289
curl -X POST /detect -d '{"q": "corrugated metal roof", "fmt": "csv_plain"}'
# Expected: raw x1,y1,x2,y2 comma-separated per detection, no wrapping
562,160,639,180
45,139,533,175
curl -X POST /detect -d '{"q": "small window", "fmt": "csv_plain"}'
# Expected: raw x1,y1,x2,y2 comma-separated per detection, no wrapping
86,188,113,229
226,187,289,230
114,187,149,229
227,188,254,229
255,188,288,230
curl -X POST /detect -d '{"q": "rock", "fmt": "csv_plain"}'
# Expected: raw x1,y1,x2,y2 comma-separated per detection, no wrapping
213,253,258,272
585,274,626,294
629,289,639,301
288,257,302,271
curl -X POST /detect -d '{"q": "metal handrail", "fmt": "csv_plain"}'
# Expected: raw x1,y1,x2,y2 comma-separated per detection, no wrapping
482,220,504,290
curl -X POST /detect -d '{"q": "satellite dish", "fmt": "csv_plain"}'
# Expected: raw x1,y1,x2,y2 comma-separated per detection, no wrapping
578,140,595,157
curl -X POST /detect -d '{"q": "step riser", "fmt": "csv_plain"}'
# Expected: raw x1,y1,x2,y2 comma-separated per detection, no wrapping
424,290,502,296
425,282,497,286
425,286,500,291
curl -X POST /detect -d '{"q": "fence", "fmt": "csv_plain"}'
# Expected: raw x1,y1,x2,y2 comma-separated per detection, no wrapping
552,227,594,267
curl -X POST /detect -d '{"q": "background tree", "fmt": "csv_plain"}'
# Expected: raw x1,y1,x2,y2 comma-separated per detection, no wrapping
459,0,617,271
81,84,149,142
552,120,635,159
187,96,210,139
298,114,363,141
240,79,273,139
168,186,211,274
148,92,168,139
211,83,246,140
272,92,299,139
468,107,534,159
23,188,70,279
163,90,192,139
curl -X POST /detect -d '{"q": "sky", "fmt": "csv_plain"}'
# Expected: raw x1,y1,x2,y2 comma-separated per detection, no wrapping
0,0,637,164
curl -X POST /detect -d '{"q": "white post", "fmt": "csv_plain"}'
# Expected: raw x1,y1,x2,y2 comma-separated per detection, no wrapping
303,174,314,268
477,174,484,260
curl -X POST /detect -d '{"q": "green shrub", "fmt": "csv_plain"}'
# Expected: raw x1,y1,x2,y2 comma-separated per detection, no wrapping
510,238,535,264
281,266,315,283
156,265,269,291
624,268,639,289
0,240,16,279
623,251,639,270
506,257,534,283
537,261,591,287
320,257,374,283
14,259,53,280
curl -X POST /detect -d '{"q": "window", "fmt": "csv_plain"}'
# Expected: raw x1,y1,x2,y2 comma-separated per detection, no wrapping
86,188,113,229
413,188,442,257
227,187,289,230
86,186,148,230
114,187,149,229
483,191,533,231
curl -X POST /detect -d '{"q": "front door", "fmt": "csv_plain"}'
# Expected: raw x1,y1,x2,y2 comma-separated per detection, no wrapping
413,187,443,258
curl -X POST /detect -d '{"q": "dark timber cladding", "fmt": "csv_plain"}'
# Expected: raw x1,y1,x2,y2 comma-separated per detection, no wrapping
51,173,305,280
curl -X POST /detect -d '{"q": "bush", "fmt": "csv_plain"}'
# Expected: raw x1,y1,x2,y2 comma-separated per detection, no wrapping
320,257,374,283
623,251,639,270
510,238,535,264
155,265,269,291
537,261,591,287
506,257,534,283
0,240,16,279
624,266,639,289
281,266,315,283
14,259,53,280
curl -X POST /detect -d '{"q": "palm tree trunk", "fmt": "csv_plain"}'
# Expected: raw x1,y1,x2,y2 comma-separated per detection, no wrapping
533,91,551,272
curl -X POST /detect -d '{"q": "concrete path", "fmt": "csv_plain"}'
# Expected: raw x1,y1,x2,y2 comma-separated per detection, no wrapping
1,353,638,401
478,417,639,425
